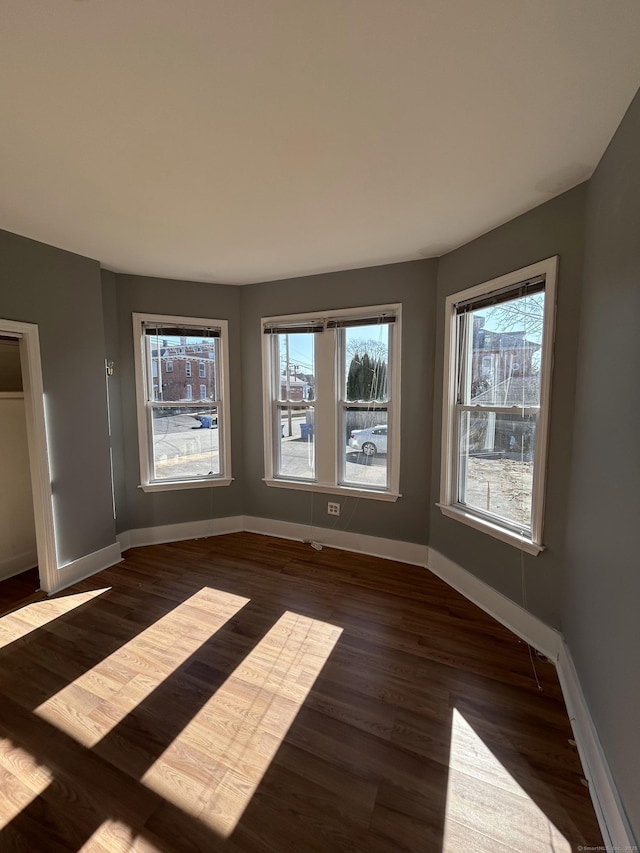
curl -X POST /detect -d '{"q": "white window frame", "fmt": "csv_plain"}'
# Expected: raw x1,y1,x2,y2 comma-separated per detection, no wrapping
199,384,207,400
132,312,232,492
438,257,558,554
199,362,206,378
261,304,402,502
185,361,192,378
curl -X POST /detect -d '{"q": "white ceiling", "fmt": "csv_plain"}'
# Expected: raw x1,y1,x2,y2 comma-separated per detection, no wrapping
2,1,640,285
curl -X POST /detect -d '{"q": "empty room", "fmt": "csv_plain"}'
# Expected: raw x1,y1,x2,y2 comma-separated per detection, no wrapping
1,2,639,851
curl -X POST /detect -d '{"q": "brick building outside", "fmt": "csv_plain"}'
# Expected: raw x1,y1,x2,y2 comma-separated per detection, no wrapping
151,339,217,402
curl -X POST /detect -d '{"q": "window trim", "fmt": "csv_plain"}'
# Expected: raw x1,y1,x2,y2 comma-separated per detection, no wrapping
132,312,232,492
439,256,558,553
261,303,402,501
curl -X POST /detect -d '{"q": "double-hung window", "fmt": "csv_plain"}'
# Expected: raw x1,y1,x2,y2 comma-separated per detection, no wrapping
439,257,557,553
262,304,401,500
133,313,232,491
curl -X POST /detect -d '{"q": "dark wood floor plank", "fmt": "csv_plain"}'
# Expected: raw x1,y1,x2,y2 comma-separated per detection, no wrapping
0,571,46,633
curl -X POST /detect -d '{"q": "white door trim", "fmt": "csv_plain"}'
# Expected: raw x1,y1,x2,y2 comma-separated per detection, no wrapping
1,319,58,592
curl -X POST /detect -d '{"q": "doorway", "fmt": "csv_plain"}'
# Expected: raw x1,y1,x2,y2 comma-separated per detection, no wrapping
0,319,57,599
0,335,40,611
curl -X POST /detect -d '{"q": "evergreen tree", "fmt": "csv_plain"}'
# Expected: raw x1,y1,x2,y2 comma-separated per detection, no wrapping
346,352,361,400
347,351,389,401
361,353,372,399
372,358,387,400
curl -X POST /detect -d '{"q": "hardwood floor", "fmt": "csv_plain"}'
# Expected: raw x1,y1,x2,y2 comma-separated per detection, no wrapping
0,533,602,851
0,567,43,617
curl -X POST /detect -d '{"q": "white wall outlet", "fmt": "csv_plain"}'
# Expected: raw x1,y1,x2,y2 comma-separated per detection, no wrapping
327,501,340,516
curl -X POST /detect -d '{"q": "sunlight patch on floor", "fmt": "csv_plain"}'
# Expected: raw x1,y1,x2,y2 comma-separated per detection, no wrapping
0,587,110,651
141,610,343,837
34,588,249,747
443,707,571,852
0,740,53,830
76,818,143,853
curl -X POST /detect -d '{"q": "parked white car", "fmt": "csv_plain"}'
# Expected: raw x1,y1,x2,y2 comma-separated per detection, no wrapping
348,425,387,456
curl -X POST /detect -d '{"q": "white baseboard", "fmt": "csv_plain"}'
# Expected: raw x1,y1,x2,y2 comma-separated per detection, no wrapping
51,542,123,594
116,514,429,568
0,549,38,582
426,547,562,662
557,643,636,852
243,515,429,566
117,515,245,551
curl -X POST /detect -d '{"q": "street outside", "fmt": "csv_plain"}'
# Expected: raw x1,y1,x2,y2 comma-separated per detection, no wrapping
152,413,220,479
151,412,387,487
279,415,387,487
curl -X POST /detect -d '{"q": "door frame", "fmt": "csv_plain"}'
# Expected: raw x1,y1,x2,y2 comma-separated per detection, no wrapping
1,319,57,593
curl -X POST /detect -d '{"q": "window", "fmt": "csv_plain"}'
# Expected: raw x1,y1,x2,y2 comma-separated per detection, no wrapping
439,257,557,553
133,313,232,491
262,304,401,500
199,363,206,378
185,362,192,377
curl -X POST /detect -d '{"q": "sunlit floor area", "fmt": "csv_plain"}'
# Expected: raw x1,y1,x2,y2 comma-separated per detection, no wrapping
0,533,602,851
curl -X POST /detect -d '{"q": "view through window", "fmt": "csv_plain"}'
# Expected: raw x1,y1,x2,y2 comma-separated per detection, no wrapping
133,314,231,489
263,306,400,497
340,321,391,489
457,287,544,532
441,257,557,549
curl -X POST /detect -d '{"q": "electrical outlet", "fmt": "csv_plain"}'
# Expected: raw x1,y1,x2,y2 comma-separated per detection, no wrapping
327,501,340,516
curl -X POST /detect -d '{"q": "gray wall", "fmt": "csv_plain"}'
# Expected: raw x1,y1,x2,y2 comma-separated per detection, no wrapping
240,260,437,545
429,185,588,629
112,273,244,533
101,270,127,529
0,229,115,565
564,90,640,841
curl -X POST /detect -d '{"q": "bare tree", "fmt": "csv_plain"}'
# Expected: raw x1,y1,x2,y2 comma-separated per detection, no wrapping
485,293,544,340
345,337,388,361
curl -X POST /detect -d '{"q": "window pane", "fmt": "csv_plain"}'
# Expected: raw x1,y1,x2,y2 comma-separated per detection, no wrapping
151,405,220,480
344,325,389,402
343,408,388,489
457,410,537,530
277,333,315,402
277,406,315,480
146,333,219,403
463,291,544,406
276,406,315,480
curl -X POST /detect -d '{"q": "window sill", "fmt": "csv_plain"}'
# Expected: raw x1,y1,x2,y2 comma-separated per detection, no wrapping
263,478,401,502
436,503,544,555
139,477,233,493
